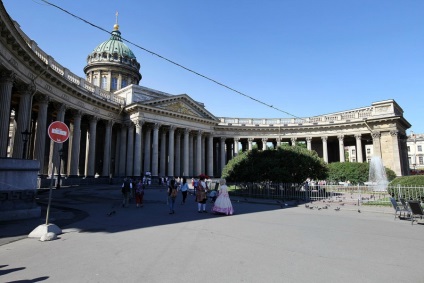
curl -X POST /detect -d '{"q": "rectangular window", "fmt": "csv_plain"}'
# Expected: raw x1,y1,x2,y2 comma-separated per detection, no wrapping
418,145,422,152
352,149,356,154
366,148,371,154
420,157,423,165
121,79,127,88
101,77,107,90
407,146,410,152
111,78,118,90
352,158,356,162
409,157,411,165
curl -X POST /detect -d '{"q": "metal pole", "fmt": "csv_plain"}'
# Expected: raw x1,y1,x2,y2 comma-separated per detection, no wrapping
45,163,55,225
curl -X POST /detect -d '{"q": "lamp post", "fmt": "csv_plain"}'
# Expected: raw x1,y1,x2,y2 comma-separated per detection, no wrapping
56,148,64,190
21,129,31,159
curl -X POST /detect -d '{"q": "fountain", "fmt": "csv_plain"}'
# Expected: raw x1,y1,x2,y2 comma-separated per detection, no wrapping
368,156,389,191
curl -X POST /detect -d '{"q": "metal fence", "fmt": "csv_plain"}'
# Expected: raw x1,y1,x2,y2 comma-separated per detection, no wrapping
227,182,424,205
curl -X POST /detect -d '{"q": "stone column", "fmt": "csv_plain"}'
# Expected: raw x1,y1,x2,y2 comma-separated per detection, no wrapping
196,130,202,176
86,116,98,177
69,110,82,177
175,130,181,176
144,125,152,173
390,130,402,176
207,134,214,177
126,122,134,177
372,131,382,158
321,136,328,163
189,133,194,176
262,138,267,151
248,138,253,151
220,137,226,175
183,128,189,176
234,138,239,156
133,120,143,177
102,120,113,177
338,135,345,162
202,134,206,173
0,72,15,157
160,128,167,177
152,123,160,177
306,137,312,151
118,124,127,177
12,85,34,158
291,137,297,147
355,134,363,163
168,126,175,177
34,94,49,175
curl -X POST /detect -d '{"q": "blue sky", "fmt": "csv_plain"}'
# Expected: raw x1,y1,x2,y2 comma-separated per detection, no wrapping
4,0,423,133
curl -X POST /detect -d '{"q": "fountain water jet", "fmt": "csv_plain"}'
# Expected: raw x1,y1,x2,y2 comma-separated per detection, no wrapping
368,156,389,191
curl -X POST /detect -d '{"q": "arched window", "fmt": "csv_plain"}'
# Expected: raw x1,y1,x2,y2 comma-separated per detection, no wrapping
101,76,107,90
111,77,118,90
93,76,98,86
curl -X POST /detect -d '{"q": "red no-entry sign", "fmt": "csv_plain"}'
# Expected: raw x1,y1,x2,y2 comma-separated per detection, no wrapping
48,121,69,143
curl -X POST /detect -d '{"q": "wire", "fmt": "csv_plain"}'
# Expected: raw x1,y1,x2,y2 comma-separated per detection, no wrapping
39,0,304,120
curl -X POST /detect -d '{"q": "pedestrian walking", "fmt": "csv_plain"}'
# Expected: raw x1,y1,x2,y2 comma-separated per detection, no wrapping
180,177,189,204
135,179,145,207
168,179,178,214
121,177,132,207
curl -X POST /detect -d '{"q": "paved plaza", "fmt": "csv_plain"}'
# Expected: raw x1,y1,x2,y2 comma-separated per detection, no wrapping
1,184,423,283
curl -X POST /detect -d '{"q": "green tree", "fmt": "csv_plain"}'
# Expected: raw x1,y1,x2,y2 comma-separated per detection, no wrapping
222,146,328,183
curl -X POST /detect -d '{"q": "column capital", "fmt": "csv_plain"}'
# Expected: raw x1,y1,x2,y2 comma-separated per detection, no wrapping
234,137,239,142
70,109,83,118
153,123,161,130
16,83,35,95
169,125,176,132
262,138,268,142
220,137,226,142
248,138,254,142
371,131,381,139
0,71,16,83
390,130,399,137
35,93,50,104
132,119,144,128
306,137,312,142
337,135,344,141
321,136,328,142
354,133,362,140
89,115,99,124
184,128,191,134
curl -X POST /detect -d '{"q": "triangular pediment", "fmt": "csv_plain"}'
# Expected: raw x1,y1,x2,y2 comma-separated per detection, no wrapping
142,94,218,121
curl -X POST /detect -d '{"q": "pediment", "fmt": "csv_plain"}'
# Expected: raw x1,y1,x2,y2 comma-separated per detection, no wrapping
142,94,218,121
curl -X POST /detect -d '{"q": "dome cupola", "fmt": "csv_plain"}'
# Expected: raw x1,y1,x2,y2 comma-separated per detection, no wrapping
84,19,142,92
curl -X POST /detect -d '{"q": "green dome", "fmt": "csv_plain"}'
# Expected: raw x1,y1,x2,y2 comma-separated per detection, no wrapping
91,25,136,59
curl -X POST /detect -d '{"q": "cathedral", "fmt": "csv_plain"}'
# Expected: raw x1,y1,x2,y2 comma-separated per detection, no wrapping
0,2,411,189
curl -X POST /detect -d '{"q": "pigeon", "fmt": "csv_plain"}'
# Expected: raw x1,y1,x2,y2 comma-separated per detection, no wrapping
107,210,116,216
358,209,361,213
305,204,309,208
340,203,345,206
334,207,340,211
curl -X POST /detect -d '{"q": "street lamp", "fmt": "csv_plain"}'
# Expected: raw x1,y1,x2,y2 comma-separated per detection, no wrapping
56,148,64,190
21,129,31,159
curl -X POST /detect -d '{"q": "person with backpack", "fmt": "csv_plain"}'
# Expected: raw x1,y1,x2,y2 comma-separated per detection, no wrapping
167,179,178,214
195,174,209,213
121,177,132,207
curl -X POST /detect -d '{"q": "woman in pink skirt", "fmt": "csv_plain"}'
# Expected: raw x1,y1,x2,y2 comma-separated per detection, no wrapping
212,178,234,215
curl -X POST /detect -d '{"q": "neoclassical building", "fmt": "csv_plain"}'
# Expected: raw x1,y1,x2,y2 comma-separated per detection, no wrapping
0,2,411,186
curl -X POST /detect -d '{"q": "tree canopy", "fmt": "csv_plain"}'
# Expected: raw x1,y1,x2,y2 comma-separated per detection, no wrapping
221,146,328,183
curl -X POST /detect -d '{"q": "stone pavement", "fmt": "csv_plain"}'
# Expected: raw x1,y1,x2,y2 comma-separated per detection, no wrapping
1,184,423,283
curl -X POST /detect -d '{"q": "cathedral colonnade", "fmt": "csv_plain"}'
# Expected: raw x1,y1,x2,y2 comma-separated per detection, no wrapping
0,1,411,184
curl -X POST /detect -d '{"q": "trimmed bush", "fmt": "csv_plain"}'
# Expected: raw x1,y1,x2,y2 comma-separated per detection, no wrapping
327,162,396,185
222,146,328,183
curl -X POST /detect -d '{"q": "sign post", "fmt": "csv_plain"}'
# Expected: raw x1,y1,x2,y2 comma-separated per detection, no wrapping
29,121,70,239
